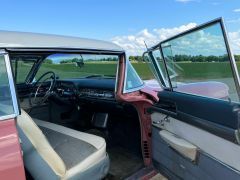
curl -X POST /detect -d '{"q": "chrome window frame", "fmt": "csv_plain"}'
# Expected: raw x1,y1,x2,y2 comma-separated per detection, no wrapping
143,50,169,90
114,54,121,93
123,59,145,94
0,50,19,120
220,18,240,100
144,17,240,101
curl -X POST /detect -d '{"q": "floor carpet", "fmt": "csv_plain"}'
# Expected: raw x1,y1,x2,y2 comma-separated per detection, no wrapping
106,146,144,180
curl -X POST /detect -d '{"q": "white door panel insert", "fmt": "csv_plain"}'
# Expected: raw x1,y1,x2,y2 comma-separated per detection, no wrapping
159,130,198,161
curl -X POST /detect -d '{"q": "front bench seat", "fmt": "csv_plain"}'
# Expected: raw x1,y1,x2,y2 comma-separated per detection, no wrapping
17,110,109,180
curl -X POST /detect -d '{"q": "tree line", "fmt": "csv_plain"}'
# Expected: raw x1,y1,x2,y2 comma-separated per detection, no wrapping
43,57,119,64
129,54,240,62
44,55,240,63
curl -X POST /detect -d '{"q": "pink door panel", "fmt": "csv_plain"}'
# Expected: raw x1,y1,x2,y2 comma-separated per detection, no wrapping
0,119,25,180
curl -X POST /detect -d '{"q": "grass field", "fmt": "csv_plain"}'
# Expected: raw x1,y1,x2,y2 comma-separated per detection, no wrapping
36,63,118,79
133,62,238,80
13,61,240,83
8,61,240,102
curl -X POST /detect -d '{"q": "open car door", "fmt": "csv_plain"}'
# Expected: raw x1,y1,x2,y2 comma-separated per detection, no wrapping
144,18,240,179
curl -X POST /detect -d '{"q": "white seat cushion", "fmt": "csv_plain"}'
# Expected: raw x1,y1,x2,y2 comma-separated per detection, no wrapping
34,119,107,179
35,119,105,150
17,110,109,180
17,110,66,178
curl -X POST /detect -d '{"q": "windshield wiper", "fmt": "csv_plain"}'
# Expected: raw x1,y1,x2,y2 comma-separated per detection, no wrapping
84,74,103,78
84,74,115,78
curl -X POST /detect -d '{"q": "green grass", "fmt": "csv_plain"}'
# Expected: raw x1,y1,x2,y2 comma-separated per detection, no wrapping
132,62,237,81
39,63,118,78
131,63,155,80
15,62,117,82
173,62,233,79
13,61,240,83
8,61,240,102
12,61,34,83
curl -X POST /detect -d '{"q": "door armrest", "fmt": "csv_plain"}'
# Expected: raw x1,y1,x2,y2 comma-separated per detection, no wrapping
160,130,198,161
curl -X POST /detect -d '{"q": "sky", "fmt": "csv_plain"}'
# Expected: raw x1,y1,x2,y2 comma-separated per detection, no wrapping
0,0,240,55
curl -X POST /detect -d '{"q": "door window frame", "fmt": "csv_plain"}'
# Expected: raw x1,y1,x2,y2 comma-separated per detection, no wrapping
0,50,19,120
123,59,145,93
145,18,240,100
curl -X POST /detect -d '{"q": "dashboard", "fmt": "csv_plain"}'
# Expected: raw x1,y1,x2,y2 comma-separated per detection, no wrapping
78,88,115,99
55,78,116,101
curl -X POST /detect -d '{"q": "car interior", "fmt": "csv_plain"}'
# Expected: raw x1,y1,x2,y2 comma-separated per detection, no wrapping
11,52,144,179
2,18,240,180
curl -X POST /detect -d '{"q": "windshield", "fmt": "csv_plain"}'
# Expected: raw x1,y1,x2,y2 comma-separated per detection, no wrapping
35,53,119,80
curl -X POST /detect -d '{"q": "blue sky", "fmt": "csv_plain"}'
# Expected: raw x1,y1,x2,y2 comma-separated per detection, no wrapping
0,0,240,55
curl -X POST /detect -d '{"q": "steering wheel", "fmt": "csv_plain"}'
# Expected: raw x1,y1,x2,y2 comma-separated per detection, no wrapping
29,71,56,107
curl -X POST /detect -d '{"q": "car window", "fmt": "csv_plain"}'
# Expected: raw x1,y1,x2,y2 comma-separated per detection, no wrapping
35,54,119,80
12,59,35,84
124,60,144,92
129,55,160,89
150,22,240,102
0,55,17,118
143,50,169,88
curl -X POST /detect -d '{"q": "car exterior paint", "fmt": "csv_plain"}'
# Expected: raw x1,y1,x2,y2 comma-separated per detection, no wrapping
0,119,25,180
116,55,157,166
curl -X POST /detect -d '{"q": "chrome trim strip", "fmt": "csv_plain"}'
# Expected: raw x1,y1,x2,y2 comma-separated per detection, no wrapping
159,46,174,90
0,114,18,121
114,55,121,93
6,48,124,55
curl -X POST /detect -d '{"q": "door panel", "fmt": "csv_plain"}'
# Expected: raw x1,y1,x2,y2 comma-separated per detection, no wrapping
144,18,240,179
152,126,240,180
149,91,240,179
149,91,239,143
151,109,240,170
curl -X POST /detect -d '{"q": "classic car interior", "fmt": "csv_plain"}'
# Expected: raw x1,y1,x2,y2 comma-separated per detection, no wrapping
11,52,144,179
2,18,240,180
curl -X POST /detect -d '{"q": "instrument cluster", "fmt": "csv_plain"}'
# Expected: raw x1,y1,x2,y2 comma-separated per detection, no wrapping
55,81,115,101
78,88,115,99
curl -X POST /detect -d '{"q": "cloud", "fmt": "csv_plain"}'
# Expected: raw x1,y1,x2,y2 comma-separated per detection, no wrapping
111,23,197,56
162,27,227,56
229,31,240,54
111,23,240,56
233,8,240,12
